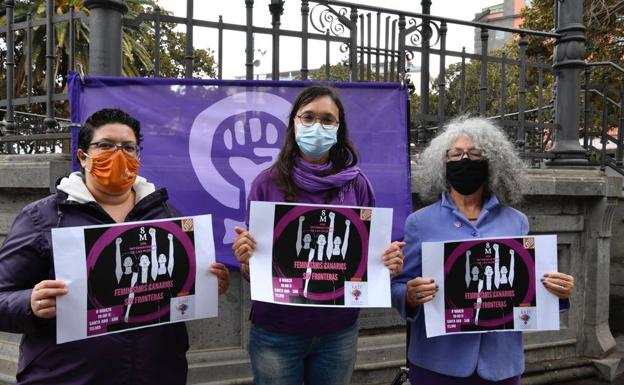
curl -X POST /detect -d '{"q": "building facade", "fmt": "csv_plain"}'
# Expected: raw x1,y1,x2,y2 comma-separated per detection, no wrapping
473,0,532,52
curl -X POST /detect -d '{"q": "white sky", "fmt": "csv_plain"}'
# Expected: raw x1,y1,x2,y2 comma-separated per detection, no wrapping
156,0,504,79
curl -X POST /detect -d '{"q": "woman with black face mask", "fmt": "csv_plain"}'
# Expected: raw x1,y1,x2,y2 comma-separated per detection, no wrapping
390,117,575,385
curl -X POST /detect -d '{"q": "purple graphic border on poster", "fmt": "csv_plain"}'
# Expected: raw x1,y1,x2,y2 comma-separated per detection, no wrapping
85,220,196,323
443,238,536,328
272,205,369,301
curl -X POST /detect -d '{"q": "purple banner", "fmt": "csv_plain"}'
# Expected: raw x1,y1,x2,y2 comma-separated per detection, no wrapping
68,74,411,268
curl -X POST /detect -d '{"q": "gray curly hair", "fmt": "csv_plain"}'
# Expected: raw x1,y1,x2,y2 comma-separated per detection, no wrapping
414,116,526,205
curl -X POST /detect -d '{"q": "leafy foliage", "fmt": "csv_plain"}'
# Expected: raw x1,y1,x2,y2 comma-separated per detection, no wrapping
0,0,216,118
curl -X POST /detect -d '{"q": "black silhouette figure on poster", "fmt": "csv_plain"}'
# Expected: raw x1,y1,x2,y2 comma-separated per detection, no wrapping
272,205,370,306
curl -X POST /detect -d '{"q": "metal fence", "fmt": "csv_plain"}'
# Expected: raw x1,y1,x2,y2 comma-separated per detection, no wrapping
1,0,619,174
583,62,624,174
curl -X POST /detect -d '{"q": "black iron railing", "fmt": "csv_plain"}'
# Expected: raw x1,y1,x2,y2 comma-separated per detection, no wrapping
0,0,86,154
2,0,618,174
0,109,71,154
583,61,624,175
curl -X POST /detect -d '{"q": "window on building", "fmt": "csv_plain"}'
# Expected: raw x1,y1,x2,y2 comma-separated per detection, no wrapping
495,30,506,40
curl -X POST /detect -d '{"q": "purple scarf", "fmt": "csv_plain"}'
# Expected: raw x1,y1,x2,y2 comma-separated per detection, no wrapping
292,157,361,202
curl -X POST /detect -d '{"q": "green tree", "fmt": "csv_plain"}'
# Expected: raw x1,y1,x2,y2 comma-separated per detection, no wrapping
306,59,351,82
301,59,387,82
520,0,624,64
0,0,216,116
520,0,623,138
421,0,624,152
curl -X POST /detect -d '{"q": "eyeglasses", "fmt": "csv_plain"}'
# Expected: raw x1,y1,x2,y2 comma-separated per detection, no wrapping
296,112,339,130
88,140,142,157
446,148,485,161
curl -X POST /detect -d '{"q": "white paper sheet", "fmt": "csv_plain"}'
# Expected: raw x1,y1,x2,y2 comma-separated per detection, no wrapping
52,215,217,343
249,201,393,308
423,235,559,337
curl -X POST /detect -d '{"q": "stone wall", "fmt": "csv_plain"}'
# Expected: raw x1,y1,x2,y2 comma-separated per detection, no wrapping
518,169,621,383
610,198,624,336
0,155,621,384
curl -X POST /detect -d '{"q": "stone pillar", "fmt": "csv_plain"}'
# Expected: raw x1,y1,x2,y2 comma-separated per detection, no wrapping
548,0,588,165
520,169,621,383
610,199,624,336
582,194,619,357
83,0,128,76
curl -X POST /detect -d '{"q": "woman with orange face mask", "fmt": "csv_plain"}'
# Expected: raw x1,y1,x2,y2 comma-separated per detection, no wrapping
0,108,230,385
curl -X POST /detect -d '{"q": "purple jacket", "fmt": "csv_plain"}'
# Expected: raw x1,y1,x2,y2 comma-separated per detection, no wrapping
0,178,188,385
247,168,375,336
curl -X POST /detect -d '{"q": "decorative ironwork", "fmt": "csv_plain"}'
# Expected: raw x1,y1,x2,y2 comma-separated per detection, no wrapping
0,110,71,154
405,17,442,48
309,3,349,37
3,0,621,176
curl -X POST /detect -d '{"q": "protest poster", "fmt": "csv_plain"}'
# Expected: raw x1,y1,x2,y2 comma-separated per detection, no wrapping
249,202,393,307
52,215,217,343
422,235,560,337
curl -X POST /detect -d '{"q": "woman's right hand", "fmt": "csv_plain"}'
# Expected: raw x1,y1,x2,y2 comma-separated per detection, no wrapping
31,280,68,319
233,227,256,280
406,276,438,308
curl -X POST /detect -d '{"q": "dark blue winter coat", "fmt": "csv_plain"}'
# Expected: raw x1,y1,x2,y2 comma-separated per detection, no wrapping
0,176,189,385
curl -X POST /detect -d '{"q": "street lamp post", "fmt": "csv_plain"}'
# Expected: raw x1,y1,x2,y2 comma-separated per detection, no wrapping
547,0,588,165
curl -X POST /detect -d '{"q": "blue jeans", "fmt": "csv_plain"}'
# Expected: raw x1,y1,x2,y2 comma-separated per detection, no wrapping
248,323,358,385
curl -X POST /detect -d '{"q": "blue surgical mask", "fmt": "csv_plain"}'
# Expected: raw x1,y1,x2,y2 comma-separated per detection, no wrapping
295,123,338,159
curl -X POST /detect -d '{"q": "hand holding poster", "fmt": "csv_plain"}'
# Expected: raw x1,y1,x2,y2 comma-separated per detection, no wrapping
249,202,393,307
422,235,560,337
52,215,217,343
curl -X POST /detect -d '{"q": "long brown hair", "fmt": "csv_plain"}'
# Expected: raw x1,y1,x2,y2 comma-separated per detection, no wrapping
271,85,359,201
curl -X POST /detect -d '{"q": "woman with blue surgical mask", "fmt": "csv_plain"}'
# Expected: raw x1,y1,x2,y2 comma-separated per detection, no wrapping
232,85,405,385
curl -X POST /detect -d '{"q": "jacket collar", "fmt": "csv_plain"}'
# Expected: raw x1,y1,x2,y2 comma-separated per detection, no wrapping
441,191,500,211
56,172,156,204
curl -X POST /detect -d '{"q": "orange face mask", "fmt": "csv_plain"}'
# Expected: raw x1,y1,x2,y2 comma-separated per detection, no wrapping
85,150,140,193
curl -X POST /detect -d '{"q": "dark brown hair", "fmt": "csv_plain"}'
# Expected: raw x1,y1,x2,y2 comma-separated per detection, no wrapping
76,108,142,172
78,108,142,153
271,85,359,201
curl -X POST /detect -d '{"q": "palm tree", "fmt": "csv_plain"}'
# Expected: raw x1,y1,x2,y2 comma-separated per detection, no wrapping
0,0,216,113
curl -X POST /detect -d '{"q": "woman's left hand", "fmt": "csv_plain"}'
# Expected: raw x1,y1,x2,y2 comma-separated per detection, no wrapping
383,241,405,276
210,263,230,295
541,272,574,299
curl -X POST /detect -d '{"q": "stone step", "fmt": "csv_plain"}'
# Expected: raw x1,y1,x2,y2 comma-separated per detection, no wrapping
0,355,16,385
0,336,19,385
523,357,598,385
0,341,18,359
352,359,406,385
187,356,252,384
0,372,15,385
188,332,406,385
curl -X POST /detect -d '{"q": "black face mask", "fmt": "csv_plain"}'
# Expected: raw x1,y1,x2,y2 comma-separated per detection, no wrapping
446,158,488,196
